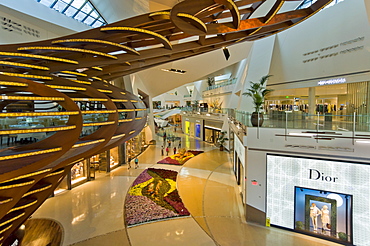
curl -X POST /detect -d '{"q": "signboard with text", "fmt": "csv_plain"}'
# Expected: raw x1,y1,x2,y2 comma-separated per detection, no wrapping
266,155,369,245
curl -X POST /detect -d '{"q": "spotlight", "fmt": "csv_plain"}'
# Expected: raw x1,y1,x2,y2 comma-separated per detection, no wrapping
222,47,230,60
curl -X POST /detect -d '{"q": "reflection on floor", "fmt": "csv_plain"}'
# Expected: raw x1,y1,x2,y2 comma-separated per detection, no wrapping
23,219,63,246
30,134,341,246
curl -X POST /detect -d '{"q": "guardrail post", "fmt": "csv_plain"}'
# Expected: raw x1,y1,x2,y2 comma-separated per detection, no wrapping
257,111,260,139
352,112,356,145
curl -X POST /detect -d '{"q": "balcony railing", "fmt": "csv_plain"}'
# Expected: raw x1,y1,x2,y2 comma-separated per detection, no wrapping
205,78,236,91
183,107,370,133
181,107,229,114
231,110,370,132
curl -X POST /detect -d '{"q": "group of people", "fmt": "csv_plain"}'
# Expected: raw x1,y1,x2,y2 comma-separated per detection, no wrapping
130,125,181,168
161,144,180,156
310,203,331,232
161,127,181,156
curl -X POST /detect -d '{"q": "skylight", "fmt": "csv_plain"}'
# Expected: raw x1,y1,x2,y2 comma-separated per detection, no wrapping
35,0,107,28
296,0,344,10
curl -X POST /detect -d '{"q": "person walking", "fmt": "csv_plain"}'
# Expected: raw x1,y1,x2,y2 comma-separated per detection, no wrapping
161,146,164,155
134,157,139,169
168,139,171,147
173,146,177,155
166,146,169,156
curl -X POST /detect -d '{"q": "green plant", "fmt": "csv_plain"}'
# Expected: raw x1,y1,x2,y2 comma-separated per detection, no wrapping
217,131,229,148
192,100,199,108
243,75,273,112
207,77,214,87
295,221,304,230
338,232,348,241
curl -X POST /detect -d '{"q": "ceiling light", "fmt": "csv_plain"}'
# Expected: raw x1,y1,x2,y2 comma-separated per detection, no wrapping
161,68,186,74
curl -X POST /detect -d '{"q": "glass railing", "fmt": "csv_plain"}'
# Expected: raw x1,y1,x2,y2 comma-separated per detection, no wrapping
233,110,370,132
181,107,229,114
205,78,236,91
182,107,370,133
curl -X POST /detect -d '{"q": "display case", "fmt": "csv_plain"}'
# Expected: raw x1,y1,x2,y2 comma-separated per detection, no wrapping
71,160,87,186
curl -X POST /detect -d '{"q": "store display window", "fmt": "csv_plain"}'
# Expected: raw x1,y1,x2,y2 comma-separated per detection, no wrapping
195,123,201,138
294,187,352,243
266,155,369,245
71,160,87,185
110,147,119,169
125,130,147,163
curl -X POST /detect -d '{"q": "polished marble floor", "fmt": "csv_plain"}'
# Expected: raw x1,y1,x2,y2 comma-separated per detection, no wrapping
32,133,341,246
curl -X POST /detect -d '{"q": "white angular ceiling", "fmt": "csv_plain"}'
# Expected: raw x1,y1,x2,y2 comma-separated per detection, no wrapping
90,0,179,23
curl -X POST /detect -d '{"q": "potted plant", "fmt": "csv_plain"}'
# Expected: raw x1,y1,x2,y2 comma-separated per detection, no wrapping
217,131,229,151
242,75,273,127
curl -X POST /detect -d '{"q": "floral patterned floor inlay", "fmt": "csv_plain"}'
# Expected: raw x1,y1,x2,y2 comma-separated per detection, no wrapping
157,149,204,165
125,168,190,226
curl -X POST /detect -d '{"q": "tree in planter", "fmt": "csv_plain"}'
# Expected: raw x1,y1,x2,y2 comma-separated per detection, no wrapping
242,75,273,126
192,100,199,110
217,131,229,151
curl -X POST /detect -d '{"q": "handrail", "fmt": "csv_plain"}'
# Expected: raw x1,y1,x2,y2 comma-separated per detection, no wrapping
182,107,370,133
204,78,236,91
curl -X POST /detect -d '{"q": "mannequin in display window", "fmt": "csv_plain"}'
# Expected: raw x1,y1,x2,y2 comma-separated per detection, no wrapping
321,205,330,231
310,203,321,232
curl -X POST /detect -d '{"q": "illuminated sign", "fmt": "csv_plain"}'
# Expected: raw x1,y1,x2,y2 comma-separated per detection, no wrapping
266,155,370,246
317,78,346,86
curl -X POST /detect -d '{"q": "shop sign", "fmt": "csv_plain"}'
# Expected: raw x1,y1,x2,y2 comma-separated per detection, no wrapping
317,78,346,86
309,168,338,182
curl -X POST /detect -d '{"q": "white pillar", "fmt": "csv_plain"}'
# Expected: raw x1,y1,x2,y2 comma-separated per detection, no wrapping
309,87,316,116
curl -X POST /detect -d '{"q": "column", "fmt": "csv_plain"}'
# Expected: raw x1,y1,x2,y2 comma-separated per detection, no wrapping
308,87,316,116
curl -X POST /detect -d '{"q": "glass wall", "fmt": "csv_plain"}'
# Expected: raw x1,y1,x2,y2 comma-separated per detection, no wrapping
109,146,119,170
125,130,147,163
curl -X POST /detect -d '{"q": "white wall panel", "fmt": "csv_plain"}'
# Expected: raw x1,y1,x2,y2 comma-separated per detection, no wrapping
269,0,370,89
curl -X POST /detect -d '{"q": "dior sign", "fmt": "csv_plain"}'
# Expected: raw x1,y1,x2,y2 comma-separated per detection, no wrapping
309,169,338,182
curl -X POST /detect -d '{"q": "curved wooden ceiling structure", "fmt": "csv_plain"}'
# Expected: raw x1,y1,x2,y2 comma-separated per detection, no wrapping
0,0,331,243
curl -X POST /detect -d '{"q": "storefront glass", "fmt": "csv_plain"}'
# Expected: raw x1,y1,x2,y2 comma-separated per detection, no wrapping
110,147,119,169
126,130,147,162
185,121,190,135
195,123,201,138
71,160,87,185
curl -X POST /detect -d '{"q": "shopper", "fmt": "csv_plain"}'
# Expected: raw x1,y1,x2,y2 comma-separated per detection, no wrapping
161,146,164,156
127,158,131,169
168,139,171,147
166,146,169,156
173,146,177,155
134,157,139,169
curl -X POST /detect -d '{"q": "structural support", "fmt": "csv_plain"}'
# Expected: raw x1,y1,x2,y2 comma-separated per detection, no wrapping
308,87,316,117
